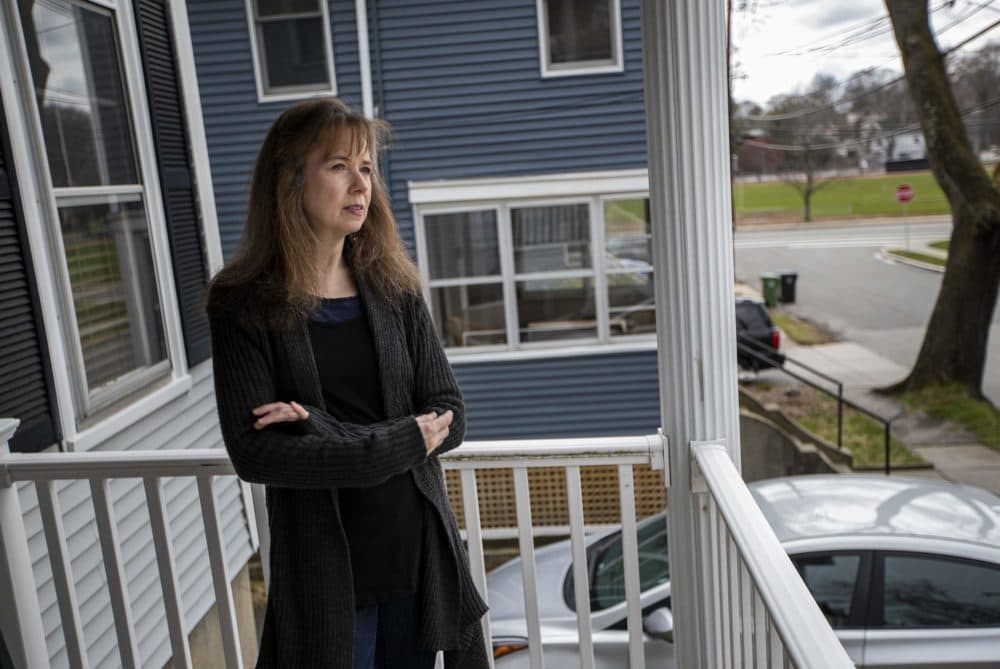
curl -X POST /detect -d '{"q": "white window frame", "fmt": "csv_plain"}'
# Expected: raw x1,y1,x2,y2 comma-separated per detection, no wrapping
245,0,337,103
412,171,656,360
0,0,191,451
536,0,624,78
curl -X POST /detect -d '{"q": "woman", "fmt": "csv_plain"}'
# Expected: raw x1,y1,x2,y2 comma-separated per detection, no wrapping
205,97,489,668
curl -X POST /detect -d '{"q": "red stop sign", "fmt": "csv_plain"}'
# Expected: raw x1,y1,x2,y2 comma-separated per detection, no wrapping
896,184,914,203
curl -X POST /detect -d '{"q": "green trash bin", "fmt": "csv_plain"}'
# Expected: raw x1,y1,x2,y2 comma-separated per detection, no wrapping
760,273,780,307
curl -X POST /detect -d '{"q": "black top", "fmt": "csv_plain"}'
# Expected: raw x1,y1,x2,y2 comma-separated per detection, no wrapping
307,296,425,608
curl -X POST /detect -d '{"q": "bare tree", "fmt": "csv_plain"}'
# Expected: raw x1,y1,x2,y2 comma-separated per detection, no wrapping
883,0,1000,398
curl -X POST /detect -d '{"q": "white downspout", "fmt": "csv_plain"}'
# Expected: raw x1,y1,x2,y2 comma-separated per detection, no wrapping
355,0,375,118
640,1,739,667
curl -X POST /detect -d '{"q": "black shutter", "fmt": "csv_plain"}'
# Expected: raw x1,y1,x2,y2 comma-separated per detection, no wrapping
134,0,212,366
0,93,60,453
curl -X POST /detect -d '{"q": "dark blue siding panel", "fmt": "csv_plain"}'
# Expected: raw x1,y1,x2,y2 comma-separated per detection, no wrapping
371,0,648,250
187,0,364,257
453,350,661,439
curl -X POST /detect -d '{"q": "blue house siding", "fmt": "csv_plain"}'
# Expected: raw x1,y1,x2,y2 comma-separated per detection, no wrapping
370,0,647,249
187,1,660,439
454,349,661,439
187,0,366,256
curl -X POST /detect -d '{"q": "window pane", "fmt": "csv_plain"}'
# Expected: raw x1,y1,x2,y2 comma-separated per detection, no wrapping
430,284,506,348
883,555,1000,627
257,0,319,17
20,0,138,187
517,277,595,342
604,198,651,266
425,211,500,280
591,515,670,611
546,0,613,65
260,18,329,90
59,197,166,392
512,204,591,274
794,554,861,628
609,271,654,335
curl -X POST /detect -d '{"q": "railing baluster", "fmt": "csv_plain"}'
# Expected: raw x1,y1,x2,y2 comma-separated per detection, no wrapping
459,469,494,669
90,478,141,669
197,475,244,669
144,476,192,669
512,467,544,669
617,464,644,669
718,518,731,669
729,535,742,669
768,609,783,667
753,589,767,668
37,480,89,669
565,465,595,669
708,499,724,665
740,560,753,663
250,483,270,591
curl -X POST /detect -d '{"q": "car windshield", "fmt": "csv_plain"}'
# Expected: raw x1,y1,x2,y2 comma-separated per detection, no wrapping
565,514,670,611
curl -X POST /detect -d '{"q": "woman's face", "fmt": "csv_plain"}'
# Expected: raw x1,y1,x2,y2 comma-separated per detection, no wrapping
301,140,373,240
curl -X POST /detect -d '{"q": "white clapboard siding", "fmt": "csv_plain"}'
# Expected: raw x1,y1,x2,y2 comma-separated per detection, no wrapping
19,362,255,668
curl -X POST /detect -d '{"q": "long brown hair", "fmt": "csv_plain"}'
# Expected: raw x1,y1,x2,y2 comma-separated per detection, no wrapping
206,97,420,328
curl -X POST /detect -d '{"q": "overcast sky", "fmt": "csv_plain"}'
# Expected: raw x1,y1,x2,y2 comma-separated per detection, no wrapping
731,0,1000,106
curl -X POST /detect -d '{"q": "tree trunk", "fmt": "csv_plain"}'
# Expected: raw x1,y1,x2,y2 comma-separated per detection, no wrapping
884,0,1000,398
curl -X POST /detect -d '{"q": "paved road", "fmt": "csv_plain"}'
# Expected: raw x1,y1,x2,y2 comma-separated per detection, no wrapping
734,220,1000,405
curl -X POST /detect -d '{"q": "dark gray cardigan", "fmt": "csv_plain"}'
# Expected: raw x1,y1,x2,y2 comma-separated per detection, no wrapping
207,274,489,668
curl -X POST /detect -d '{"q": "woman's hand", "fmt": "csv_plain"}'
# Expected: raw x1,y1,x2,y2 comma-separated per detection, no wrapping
252,401,310,430
416,410,453,455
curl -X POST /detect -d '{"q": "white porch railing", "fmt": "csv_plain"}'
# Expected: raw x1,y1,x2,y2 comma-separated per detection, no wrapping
1,419,851,669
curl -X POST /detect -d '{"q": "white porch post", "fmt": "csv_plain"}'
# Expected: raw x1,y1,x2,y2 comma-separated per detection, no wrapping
640,1,740,667
0,419,50,669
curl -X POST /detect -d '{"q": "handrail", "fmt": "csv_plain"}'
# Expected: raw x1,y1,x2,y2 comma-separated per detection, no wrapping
692,441,854,669
0,437,662,484
737,338,903,474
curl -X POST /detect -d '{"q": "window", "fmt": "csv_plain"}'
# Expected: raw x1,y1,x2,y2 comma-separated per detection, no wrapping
537,0,623,77
14,0,177,424
512,203,595,342
793,553,862,628
604,198,654,335
881,554,1000,628
247,0,335,100
424,210,506,348
587,514,669,611
418,194,656,353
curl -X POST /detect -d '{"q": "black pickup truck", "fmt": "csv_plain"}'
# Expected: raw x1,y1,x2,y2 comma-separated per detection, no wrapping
735,297,785,371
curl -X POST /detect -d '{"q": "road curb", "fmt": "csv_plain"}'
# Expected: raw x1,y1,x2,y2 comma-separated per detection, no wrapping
881,247,945,273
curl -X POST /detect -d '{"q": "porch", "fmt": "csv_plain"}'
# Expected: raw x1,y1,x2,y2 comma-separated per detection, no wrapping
0,419,852,668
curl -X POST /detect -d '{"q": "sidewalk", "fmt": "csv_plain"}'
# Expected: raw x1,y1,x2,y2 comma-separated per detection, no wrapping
780,341,1000,493
881,237,948,273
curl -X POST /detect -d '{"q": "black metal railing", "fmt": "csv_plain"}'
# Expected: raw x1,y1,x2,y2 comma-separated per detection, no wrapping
737,334,902,474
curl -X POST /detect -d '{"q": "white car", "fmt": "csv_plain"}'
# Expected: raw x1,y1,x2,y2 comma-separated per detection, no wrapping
487,475,1000,668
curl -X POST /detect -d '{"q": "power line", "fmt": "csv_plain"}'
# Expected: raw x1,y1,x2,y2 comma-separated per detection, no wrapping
741,17,1000,122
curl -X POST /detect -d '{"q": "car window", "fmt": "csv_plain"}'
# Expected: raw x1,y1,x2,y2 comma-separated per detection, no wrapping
590,515,669,610
736,302,770,330
881,554,1000,628
792,553,862,628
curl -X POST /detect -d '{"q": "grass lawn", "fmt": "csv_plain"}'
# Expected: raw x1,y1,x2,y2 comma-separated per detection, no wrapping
929,240,950,250
900,384,1000,451
769,309,837,345
887,249,946,266
734,171,950,223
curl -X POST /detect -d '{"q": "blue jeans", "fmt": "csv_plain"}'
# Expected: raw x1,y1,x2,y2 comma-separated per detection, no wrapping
353,595,436,669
